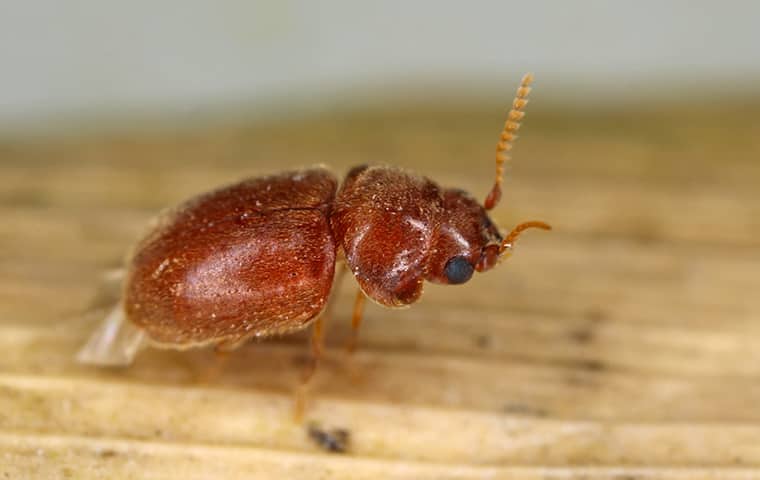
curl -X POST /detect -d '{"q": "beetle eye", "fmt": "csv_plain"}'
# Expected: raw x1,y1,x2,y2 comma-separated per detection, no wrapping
443,256,474,284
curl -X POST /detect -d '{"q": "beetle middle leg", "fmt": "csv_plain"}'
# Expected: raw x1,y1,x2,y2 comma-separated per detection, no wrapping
293,265,347,421
302,314,326,384
294,313,327,421
302,264,348,382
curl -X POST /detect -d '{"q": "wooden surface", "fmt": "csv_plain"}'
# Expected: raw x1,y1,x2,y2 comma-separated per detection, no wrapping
1,101,760,479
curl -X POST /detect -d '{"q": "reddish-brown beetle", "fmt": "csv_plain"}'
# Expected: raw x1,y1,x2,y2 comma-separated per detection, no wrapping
78,74,550,380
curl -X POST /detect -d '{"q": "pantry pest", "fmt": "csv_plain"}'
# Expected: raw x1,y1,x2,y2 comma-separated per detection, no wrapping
77,74,551,387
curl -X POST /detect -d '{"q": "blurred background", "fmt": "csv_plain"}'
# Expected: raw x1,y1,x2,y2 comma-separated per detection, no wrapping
1,0,758,134
2,1,760,477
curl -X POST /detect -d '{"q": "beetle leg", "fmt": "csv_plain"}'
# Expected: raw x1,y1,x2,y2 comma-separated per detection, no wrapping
195,346,229,384
196,336,247,384
301,263,348,382
294,264,347,421
302,313,326,384
347,289,366,354
294,313,327,422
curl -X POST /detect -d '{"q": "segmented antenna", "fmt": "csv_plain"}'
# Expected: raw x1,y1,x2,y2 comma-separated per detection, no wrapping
484,73,534,211
499,220,552,259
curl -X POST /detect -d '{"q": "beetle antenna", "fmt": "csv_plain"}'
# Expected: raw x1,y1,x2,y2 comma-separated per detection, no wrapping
484,73,534,211
499,220,551,260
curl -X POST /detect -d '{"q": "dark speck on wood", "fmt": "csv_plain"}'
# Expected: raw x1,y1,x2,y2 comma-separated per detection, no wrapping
307,423,351,453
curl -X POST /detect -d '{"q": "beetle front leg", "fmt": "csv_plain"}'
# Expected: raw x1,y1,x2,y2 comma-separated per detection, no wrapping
347,289,366,354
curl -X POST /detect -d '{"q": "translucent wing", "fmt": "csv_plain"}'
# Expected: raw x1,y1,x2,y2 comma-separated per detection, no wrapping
76,303,146,366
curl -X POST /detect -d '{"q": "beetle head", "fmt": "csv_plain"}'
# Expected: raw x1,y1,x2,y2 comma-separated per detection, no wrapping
426,189,550,286
427,73,551,286
426,189,501,285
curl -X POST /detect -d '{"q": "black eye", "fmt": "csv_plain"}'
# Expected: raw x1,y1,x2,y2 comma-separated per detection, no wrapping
444,256,474,284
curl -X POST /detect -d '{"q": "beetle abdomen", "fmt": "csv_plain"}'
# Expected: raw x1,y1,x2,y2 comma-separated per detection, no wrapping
124,169,338,347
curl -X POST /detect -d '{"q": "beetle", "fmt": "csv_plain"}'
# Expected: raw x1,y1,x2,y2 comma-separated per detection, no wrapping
77,74,550,382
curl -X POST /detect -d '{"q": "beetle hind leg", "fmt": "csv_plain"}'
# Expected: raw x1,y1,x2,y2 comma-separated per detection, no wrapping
293,313,327,422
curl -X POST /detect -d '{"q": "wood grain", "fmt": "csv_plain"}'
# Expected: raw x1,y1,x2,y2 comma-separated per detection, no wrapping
1,102,759,479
